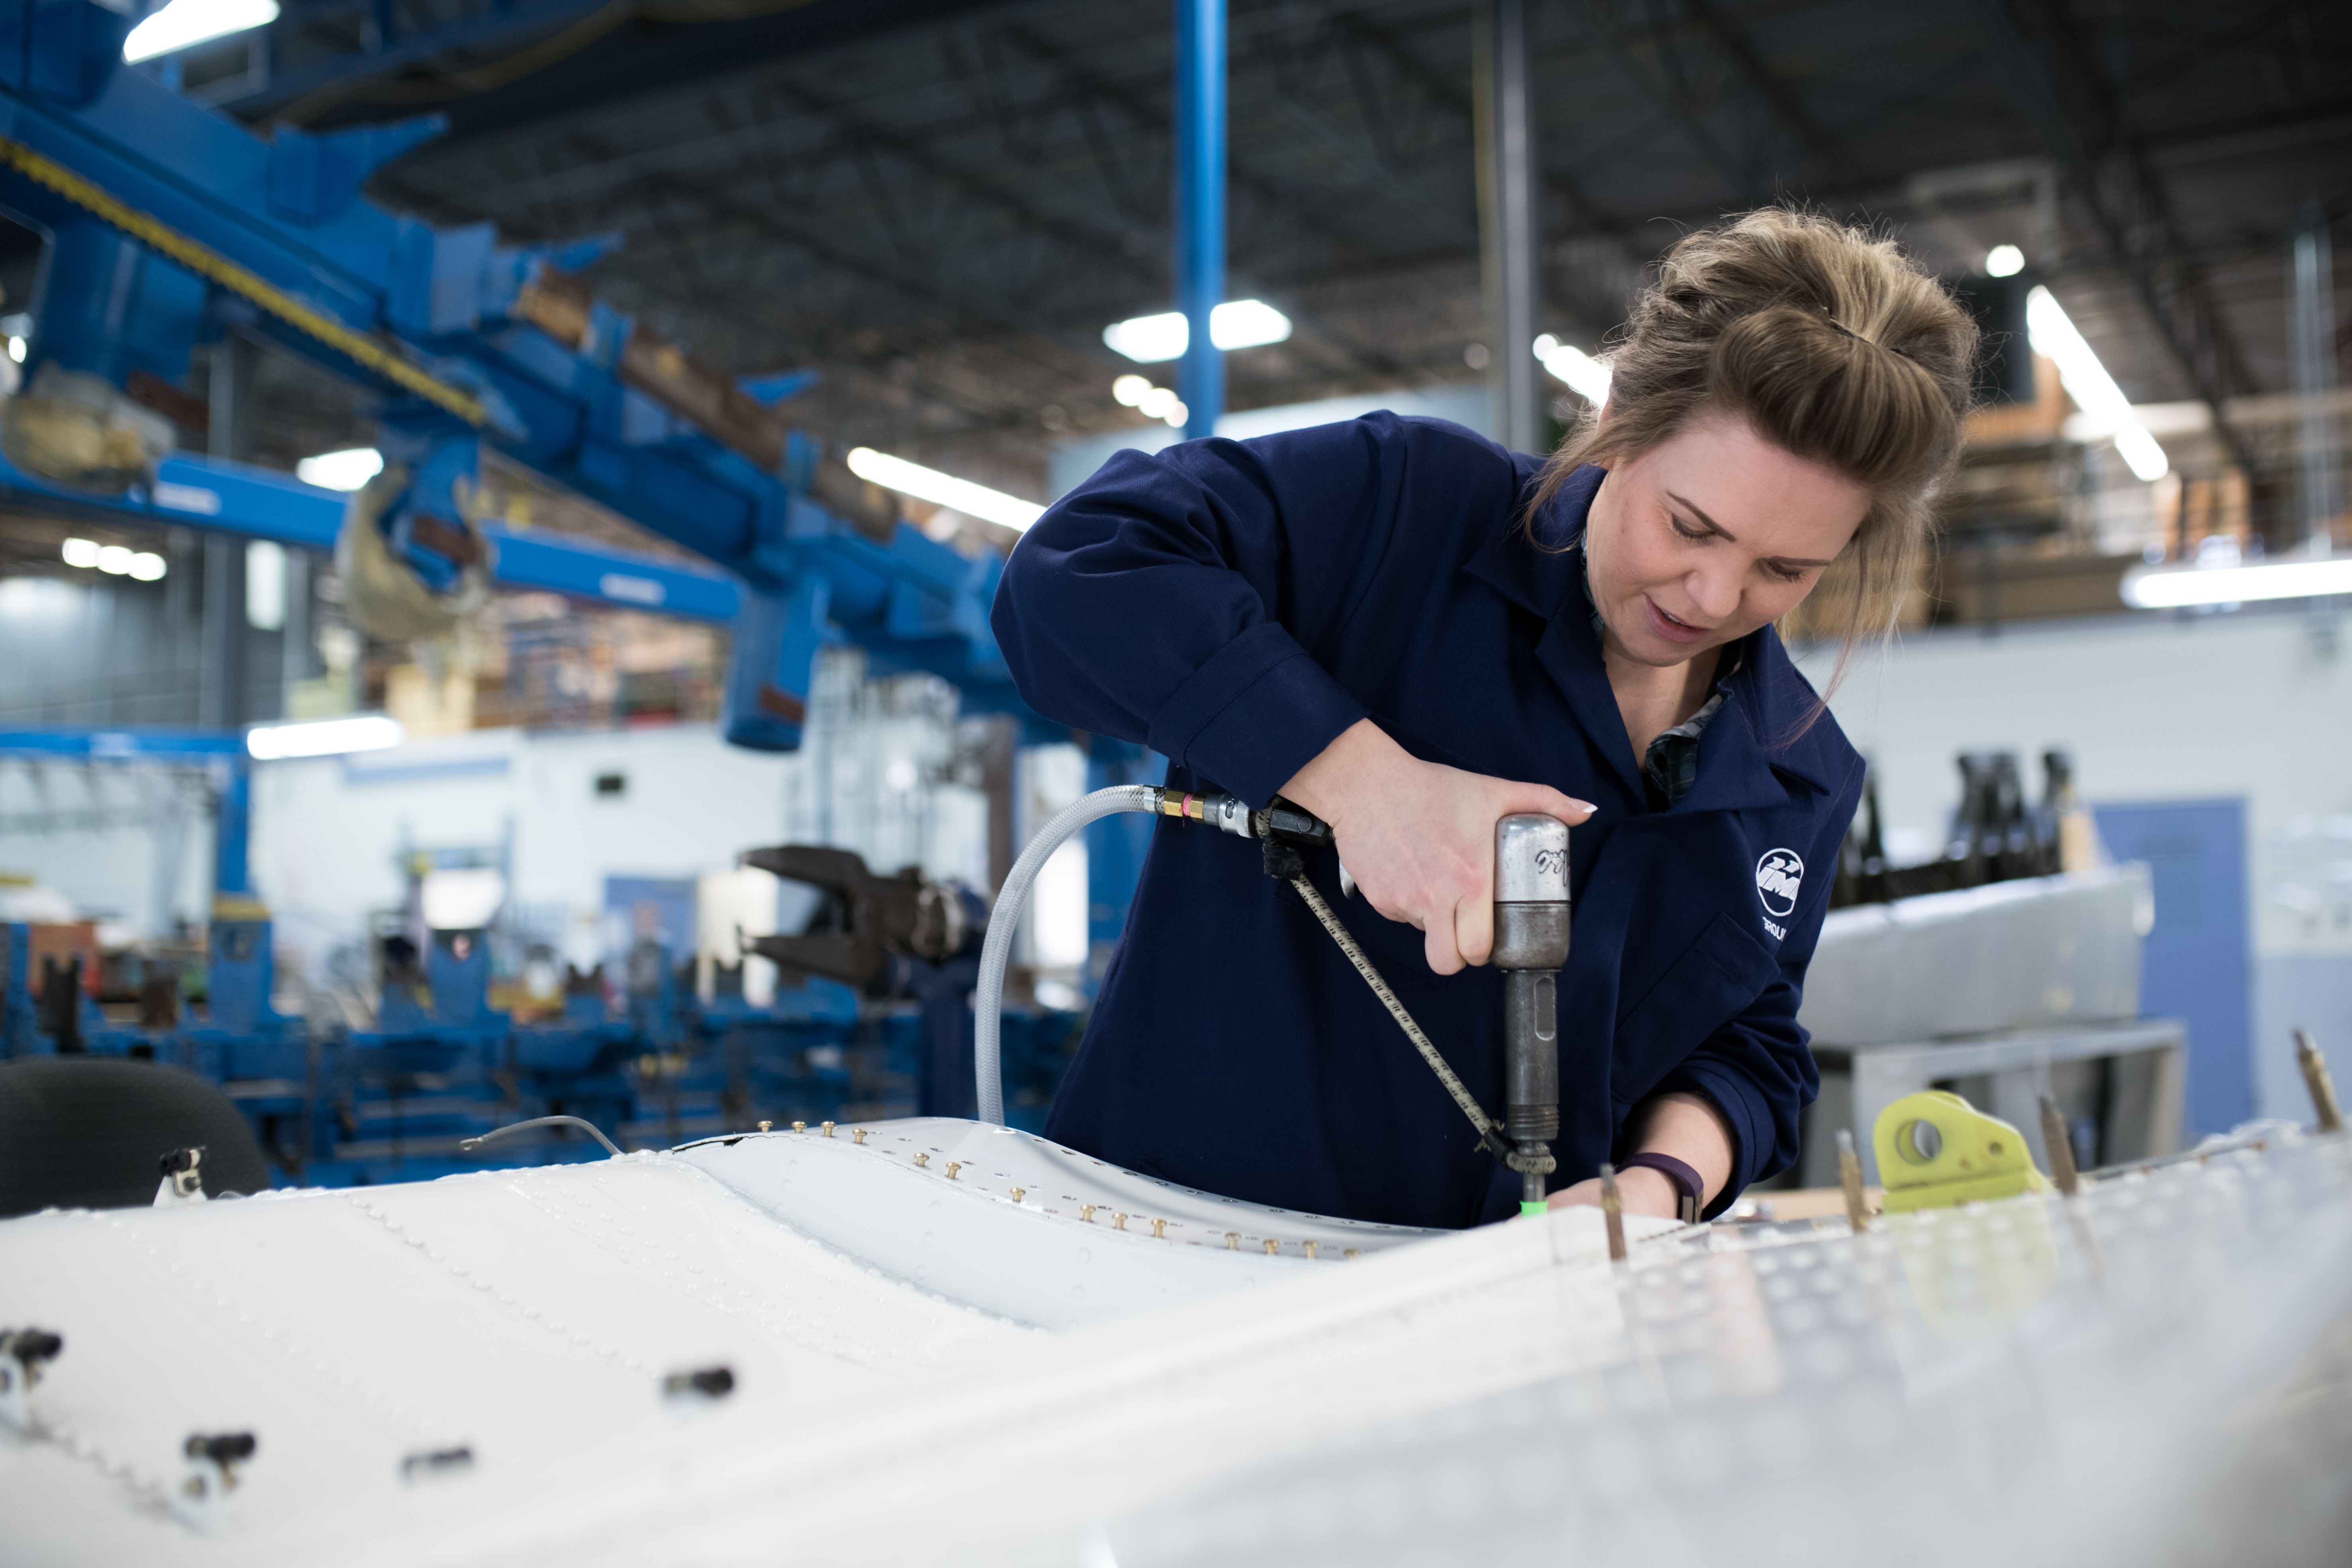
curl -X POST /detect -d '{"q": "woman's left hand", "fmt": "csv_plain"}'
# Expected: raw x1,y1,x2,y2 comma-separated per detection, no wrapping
1548,1165,1681,1219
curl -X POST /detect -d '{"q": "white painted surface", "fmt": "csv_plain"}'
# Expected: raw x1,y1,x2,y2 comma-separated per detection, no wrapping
4,1120,2342,1566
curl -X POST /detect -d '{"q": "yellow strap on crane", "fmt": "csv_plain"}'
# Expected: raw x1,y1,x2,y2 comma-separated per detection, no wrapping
0,136,487,426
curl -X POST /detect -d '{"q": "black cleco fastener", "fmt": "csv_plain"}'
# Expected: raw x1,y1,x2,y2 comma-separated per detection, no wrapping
662,1366,735,1400
186,1432,257,1464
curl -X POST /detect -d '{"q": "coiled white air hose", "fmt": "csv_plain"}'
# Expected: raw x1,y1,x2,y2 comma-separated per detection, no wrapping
975,785,1165,1125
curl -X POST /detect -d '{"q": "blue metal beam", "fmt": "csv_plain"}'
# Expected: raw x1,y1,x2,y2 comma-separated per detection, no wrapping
1174,0,1225,442
0,449,743,620
0,727,249,894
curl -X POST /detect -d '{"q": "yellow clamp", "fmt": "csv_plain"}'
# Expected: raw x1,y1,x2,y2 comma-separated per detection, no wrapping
1873,1091,2051,1214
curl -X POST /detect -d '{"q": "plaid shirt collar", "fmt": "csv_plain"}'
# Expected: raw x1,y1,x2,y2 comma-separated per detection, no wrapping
1578,539,1740,812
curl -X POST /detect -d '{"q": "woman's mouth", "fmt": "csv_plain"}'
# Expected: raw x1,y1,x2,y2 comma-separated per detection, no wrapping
1643,596,1711,645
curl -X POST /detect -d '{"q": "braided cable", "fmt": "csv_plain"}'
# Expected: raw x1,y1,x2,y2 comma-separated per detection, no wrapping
1286,874,1498,1144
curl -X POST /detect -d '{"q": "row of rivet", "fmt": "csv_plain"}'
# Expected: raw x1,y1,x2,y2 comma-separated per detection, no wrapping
100,1207,467,1443
769,1120,1371,1261
348,1196,658,1382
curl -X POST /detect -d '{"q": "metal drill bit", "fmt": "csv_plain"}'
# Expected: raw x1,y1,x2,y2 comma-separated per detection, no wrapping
1836,1129,1870,1231
1598,1161,1627,1262
2039,1093,2081,1196
2297,1030,2344,1134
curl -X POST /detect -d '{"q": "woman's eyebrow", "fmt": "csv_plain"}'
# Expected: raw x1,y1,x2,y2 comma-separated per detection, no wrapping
1668,491,1835,568
1665,491,1737,539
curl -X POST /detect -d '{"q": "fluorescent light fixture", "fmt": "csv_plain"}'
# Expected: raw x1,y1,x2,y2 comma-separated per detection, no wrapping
421,867,507,931
1111,375,1187,426
296,447,383,491
246,540,286,631
96,545,134,575
129,551,166,581
6,337,22,364
2026,285,2167,482
1533,334,1613,405
2121,553,2352,610
1985,244,2026,278
844,447,1045,532
60,537,100,569
246,714,404,761
124,0,280,62
1103,300,1293,363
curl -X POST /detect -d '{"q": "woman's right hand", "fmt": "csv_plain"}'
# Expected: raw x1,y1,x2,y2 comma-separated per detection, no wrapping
1280,719,1594,976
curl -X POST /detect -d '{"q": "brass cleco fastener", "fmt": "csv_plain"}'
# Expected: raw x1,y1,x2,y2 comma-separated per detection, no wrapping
914,1152,929,1168
1343,1248,1361,1260
792,1121,806,1134
1303,1240,1318,1259
820,1121,835,1138
1010,1187,1025,1203
1262,1238,1280,1255
1112,1212,1128,1231
946,1161,962,1180
1081,1204,1096,1223
757,1120,772,1133
1151,1218,1166,1238
1225,1232,1240,1250
852,1128,867,1144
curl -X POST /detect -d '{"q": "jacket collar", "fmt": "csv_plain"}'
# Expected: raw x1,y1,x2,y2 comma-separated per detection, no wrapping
1463,461,1836,813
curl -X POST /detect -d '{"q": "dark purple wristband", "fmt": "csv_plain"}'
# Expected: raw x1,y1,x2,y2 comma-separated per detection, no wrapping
1620,1152,1705,1222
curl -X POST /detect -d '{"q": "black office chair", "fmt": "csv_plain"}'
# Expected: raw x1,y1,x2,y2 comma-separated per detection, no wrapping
0,1057,272,1218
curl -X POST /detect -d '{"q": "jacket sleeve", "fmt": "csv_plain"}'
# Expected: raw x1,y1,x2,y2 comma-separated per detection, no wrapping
992,414,1455,807
1650,755,1867,1213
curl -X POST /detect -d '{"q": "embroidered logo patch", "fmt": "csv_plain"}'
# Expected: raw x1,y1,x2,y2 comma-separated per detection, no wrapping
1755,849,1804,920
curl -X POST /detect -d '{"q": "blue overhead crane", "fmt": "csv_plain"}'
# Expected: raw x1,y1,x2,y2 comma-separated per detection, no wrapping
0,0,1034,750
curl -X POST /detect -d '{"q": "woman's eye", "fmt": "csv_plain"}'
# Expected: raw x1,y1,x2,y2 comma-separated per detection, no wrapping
1669,516,1707,541
1765,562,1808,584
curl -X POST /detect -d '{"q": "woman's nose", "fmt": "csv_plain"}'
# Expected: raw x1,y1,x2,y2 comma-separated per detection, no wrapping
1685,565,1741,621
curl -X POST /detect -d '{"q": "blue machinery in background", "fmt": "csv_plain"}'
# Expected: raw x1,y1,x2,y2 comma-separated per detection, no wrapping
0,0,1229,1177
0,0,1030,746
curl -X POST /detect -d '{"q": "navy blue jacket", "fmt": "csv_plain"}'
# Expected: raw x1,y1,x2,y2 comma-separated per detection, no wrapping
992,414,1864,1229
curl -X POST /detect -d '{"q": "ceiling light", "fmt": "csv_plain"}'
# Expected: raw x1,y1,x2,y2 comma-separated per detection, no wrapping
2121,553,2352,610
123,0,280,62
1535,338,1612,405
1984,245,2026,278
2025,286,2167,483
60,537,99,569
96,545,134,575
1112,374,1154,408
6,338,22,364
246,714,404,761
845,447,1045,532
296,447,383,491
128,551,167,581
1102,300,1293,363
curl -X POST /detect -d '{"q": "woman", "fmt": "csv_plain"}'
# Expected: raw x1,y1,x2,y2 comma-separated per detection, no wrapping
991,210,1978,1228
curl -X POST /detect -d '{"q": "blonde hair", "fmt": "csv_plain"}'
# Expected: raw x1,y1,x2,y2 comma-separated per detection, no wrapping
1533,209,1979,693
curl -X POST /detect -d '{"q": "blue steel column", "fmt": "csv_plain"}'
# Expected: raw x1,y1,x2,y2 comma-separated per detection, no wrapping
214,752,252,898
1174,0,1226,442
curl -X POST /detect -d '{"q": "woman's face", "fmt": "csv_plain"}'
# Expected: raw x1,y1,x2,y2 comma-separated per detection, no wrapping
1584,410,1871,669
